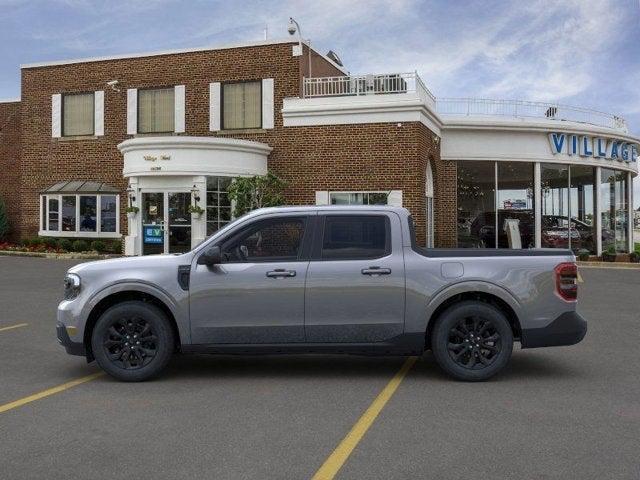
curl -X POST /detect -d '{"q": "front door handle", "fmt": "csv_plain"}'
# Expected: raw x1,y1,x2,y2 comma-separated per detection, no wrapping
266,269,297,278
361,266,392,276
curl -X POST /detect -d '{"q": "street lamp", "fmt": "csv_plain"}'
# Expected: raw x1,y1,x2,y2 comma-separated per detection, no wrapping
288,17,312,78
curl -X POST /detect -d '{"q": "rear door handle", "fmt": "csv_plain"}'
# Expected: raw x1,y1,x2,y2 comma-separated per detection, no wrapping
266,269,297,278
361,266,392,276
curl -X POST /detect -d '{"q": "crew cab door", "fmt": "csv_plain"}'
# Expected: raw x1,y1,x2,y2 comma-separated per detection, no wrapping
304,212,405,343
189,214,313,344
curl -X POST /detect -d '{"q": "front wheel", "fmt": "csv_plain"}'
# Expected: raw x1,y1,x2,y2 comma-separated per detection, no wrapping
91,301,174,382
431,301,513,381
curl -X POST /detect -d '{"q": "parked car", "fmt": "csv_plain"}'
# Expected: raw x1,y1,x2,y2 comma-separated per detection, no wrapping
57,206,586,382
470,210,535,248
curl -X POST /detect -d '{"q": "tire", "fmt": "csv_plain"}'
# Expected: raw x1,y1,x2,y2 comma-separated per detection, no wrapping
431,301,513,382
91,301,174,382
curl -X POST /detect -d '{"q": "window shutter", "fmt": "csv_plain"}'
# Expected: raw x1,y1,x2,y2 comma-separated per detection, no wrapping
174,85,185,133
209,82,221,131
262,78,274,129
94,90,104,136
387,190,403,206
315,191,329,205
127,88,137,135
51,94,62,138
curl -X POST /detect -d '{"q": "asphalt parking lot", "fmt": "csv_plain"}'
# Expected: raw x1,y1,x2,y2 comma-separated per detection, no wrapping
0,256,639,480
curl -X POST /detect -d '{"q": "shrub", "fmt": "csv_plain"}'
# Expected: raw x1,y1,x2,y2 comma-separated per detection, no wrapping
602,245,617,262
630,252,640,263
577,249,590,261
58,238,73,252
106,240,122,254
42,237,58,249
72,239,89,252
0,197,9,241
90,240,106,252
30,237,43,247
21,238,31,247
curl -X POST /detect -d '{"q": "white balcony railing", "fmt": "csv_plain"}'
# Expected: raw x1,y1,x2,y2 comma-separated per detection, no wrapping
302,74,628,132
303,72,436,107
436,97,628,132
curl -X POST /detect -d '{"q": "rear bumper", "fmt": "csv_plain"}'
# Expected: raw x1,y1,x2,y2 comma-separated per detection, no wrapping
56,322,86,356
521,311,587,348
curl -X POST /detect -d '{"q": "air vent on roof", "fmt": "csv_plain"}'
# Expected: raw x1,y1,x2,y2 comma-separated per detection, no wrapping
326,50,343,67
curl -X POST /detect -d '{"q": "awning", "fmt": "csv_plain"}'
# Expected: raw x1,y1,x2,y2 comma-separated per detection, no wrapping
41,181,120,194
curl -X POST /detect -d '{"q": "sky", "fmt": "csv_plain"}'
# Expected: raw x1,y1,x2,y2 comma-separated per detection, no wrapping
1,0,639,201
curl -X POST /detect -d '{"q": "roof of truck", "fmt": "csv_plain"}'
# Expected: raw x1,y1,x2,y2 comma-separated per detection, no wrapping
246,205,410,215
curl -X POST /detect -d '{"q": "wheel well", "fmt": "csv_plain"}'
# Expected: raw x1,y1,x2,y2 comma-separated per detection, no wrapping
425,292,521,347
83,291,181,361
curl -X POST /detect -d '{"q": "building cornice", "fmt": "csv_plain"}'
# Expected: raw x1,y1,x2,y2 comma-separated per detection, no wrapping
117,135,272,155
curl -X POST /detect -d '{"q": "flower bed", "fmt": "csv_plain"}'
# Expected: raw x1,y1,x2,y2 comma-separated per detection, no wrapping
0,238,122,255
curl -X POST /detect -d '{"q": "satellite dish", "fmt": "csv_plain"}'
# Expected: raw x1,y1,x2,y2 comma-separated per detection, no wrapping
326,50,343,67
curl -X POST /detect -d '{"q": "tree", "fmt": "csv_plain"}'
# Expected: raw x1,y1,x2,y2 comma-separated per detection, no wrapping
0,197,9,241
227,172,287,217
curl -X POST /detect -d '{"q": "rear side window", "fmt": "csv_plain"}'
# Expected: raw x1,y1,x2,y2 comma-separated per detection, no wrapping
321,215,390,260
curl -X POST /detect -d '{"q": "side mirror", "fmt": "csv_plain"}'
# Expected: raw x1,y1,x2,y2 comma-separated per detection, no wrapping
197,246,222,266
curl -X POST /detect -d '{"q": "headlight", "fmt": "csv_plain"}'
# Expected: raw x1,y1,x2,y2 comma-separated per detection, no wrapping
63,273,81,300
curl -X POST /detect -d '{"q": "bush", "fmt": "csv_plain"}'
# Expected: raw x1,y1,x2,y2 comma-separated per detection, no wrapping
90,240,106,252
577,249,590,261
30,237,43,247
0,197,9,241
42,237,58,249
630,252,640,263
602,245,617,262
106,240,122,254
58,238,73,252
72,239,89,252
21,238,31,247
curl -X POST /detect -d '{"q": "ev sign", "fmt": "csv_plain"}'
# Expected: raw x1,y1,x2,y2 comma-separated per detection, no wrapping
143,226,163,244
548,132,638,163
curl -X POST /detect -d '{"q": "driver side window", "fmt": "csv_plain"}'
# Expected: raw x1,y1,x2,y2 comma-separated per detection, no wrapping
220,217,306,263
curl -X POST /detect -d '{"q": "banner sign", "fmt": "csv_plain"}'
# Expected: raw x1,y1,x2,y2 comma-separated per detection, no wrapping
143,226,163,245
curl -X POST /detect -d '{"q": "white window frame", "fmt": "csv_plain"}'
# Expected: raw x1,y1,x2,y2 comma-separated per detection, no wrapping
61,92,96,137
39,193,121,238
328,191,391,205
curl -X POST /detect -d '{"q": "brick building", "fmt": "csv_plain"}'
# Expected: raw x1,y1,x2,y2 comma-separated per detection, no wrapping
1,38,638,255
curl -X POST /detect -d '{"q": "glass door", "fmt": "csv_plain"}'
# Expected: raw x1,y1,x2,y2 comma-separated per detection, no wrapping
168,192,191,254
142,192,165,255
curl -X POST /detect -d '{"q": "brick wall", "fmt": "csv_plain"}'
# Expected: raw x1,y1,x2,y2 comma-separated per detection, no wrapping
0,101,21,240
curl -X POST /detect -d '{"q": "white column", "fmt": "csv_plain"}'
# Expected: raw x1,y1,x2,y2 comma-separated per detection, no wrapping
628,171,634,253
534,162,541,248
191,175,207,248
595,167,602,256
125,177,140,256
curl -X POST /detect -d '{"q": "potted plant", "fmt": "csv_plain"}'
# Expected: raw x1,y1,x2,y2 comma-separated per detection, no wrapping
602,245,617,262
188,205,205,218
125,206,139,219
577,249,590,262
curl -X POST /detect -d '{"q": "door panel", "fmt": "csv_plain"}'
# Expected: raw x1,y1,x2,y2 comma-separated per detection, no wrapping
189,215,312,344
168,192,191,254
305,213,405,343
142,192,165,255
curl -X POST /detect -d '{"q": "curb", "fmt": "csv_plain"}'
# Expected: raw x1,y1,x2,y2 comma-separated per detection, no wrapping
0,250,121,260
577,261,640,269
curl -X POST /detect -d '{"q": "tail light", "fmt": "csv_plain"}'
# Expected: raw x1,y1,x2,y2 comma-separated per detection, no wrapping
555,262,578,301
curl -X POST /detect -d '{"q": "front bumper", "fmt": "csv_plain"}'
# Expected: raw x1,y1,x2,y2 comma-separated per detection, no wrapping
56,322,86,356
521,311,587,348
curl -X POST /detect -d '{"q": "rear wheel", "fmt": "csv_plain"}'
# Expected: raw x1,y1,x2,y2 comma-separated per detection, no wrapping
91,301,174,382
431,301,513,381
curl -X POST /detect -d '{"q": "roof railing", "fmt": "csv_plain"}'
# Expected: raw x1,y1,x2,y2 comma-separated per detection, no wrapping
302,72,436,107
435,97,628,132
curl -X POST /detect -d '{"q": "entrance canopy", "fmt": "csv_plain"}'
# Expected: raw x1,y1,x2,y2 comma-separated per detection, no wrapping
42,180,120,194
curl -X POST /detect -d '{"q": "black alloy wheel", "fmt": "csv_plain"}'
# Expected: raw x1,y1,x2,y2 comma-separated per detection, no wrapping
447,315,501,369
92,301,174,382
102,316,158,370
431,301,513,381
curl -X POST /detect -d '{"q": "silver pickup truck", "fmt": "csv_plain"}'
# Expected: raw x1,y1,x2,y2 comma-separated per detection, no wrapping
57,206,586,382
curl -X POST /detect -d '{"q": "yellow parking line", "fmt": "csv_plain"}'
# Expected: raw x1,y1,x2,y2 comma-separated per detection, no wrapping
0,323,28,333
577,272,584,283
311,356,418,480
0,372,105,414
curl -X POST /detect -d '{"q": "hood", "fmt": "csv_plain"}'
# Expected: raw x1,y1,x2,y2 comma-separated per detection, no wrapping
68,252,193,275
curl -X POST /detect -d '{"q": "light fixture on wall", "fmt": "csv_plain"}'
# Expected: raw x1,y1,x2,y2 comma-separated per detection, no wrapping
126,185,136,203
106,80,120,92
191,185,201,203
288,17,312,77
